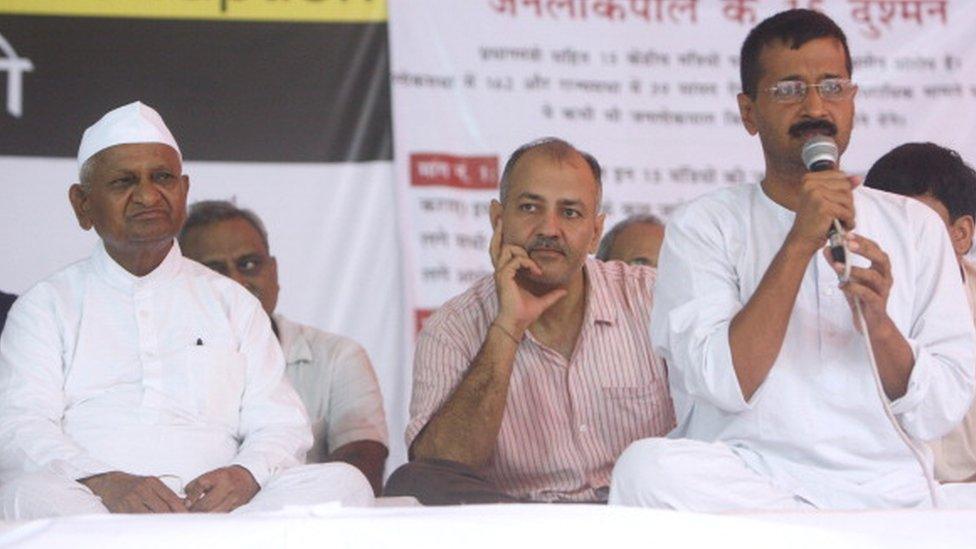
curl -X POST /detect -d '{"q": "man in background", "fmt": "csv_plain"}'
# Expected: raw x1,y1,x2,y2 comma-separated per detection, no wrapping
864,142,976,484
180,200,389,495
596,214,666,267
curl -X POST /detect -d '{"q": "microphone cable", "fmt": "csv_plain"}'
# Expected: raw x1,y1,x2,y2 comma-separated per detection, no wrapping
834,223,943,508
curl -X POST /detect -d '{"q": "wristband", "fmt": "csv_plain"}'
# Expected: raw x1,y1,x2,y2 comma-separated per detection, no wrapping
491,322,523,345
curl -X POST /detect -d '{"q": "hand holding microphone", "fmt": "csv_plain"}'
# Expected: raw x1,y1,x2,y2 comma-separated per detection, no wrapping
801,135,850,269
788,134,857,273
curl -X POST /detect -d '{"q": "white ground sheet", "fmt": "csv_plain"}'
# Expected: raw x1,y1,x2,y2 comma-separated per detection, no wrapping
1,503,973,548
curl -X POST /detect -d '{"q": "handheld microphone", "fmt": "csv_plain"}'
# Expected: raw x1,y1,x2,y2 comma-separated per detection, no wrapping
801,136,847,268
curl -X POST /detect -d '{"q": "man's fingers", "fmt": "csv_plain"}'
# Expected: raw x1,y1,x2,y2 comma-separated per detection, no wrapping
841,279,885,311
499,254,542,278
495,244,529,271
190,482,231,513
209,492,241,514
136,485,172,513
846,266,886,293
847,235,891,277
489,217,503,268
149,480,188,513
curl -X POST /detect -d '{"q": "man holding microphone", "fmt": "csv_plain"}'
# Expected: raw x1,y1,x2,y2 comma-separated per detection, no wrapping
610,9,976,510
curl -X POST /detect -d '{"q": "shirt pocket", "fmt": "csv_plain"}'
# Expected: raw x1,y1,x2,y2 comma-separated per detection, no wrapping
594,358,672,453
184,346,247,429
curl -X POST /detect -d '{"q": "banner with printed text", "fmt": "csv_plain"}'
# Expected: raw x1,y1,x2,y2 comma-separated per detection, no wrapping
389,0,976,338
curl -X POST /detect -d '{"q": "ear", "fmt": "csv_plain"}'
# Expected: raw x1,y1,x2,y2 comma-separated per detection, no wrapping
589,211,606,254
489,199,503,230
737,93,758,136
949,215,975,257
68,184,94,231
269,255,279,281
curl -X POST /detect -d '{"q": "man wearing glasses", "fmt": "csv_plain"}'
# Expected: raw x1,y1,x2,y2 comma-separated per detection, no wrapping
610,9,976,510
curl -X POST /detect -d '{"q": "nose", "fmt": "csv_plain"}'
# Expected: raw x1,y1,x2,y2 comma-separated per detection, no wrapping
132,177,164,205
800,84,828,118
536,208,560,237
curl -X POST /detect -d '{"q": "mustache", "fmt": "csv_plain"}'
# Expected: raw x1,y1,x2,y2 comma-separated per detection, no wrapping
526,236,566,255
788,119,837,139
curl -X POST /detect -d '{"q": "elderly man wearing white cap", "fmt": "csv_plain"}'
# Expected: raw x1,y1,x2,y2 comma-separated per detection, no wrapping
0,102,373,519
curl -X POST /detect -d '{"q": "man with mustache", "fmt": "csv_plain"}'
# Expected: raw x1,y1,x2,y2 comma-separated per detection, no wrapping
385,138,675,504
0,102,373,519
610,10,975,510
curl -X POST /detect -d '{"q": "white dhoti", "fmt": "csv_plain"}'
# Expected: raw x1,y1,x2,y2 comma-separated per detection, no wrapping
608,438,814,512
0,463,372,521
610,438,976,511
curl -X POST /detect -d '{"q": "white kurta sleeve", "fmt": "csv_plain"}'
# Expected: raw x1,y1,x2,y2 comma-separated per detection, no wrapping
231,305,313,486
0,289,114,481
324,339,389,451
651,203,750,415
888,210,976,441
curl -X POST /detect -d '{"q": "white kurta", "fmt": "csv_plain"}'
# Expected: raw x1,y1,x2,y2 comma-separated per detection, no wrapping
0,241,311,490
649,183,976,509
275,314,389,464
930,258,976,482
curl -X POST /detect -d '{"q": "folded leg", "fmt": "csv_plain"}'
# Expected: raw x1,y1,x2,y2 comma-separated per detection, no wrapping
234,462,373,513
609,438,813,512
0,471,108,520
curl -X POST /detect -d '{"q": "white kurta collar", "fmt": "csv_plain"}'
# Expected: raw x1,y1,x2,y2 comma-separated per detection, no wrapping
756,182,798,226
274,314,313,365
92,239,183,293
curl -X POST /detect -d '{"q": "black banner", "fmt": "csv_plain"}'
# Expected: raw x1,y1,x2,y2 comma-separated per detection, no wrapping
0,15,392,162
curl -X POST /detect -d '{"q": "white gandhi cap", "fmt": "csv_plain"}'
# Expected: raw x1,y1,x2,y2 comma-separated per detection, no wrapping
77,101,181,170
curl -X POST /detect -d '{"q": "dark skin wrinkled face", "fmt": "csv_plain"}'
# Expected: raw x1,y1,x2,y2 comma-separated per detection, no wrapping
69,143,189,275
181,217,280,316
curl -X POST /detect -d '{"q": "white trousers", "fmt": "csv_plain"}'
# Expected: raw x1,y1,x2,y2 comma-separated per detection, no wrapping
0,462,372,521
608,438,814,512
610,438,976,511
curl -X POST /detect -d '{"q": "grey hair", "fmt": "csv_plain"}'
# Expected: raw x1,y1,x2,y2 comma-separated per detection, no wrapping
499,137,603,206
595,214,664,261
179,199,270,251
78,156,98,189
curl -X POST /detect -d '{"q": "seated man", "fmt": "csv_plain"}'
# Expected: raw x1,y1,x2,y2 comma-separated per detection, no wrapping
385,137,675,504
595,214,666,267
0,102,372,519
610,10,975,511
179,200,389,494
864,142,976,483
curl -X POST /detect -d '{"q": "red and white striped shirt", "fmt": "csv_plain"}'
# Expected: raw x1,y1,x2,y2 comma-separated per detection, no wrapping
407,258,675,502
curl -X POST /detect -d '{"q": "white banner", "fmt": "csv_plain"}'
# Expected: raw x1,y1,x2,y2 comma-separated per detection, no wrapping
389,0,976,335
